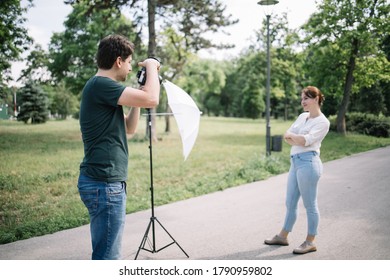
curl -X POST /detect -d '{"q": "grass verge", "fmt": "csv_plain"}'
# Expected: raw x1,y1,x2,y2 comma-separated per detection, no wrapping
1,117,389,244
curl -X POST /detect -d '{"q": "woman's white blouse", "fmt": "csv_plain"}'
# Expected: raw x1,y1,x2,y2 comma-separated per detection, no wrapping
287,112,330,156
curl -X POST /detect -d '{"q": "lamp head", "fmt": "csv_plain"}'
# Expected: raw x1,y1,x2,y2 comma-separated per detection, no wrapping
258,0,279,16
257,0,279,5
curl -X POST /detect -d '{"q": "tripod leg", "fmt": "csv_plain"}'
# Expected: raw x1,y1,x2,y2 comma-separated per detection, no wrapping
155,217,189,258
134,219,153,260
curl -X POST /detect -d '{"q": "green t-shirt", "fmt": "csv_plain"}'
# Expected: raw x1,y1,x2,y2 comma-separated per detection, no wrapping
79,76,128,182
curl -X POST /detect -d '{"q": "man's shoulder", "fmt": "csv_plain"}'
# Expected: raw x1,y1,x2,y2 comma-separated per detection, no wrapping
84,76,124,93
93,76,117,85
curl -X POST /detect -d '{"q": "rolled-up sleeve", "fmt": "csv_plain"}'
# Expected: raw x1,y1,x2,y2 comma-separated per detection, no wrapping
304,121,330,147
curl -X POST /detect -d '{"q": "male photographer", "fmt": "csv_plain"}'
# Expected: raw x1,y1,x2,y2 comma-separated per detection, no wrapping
78,34,160,260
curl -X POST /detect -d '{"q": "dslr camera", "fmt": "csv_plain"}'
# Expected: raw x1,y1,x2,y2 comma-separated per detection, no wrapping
136,57,162,85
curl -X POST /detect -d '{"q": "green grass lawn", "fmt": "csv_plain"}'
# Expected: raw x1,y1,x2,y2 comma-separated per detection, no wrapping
1,116,390,244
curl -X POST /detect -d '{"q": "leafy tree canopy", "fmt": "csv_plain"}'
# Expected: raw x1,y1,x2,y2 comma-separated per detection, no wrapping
49,0,139,94
0,0,33,88
302,0,390,134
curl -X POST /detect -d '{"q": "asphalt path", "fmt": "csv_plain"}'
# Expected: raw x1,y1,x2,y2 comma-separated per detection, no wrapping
1,146,389,260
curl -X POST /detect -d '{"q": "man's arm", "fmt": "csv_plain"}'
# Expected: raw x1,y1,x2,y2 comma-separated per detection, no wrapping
118,58,161,108
124,107,140,136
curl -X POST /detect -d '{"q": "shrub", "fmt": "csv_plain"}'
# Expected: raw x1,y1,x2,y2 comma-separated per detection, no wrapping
329,113,390,138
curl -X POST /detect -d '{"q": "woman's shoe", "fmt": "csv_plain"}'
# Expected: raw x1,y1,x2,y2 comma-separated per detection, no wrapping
264,235,289,246
293,241,317,254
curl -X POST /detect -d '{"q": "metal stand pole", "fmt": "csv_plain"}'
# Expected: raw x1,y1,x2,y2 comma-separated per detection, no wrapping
134,109,189,260
265,14,272,156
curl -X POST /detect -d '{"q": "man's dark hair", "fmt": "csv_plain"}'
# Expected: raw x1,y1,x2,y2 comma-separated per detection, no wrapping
96,35,135,70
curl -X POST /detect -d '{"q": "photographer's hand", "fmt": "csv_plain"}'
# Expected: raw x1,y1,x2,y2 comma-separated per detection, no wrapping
138,58,160,71
118,58,161,108
137,58,160,107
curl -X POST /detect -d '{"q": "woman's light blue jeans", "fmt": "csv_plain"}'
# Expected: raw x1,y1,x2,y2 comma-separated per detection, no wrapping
78,174,127,260
282,151,323,236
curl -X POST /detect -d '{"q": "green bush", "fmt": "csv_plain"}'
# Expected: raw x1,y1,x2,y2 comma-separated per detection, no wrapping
328,115,337,132
329,113,390,138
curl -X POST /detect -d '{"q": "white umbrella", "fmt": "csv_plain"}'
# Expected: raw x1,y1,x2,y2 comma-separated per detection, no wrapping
162,80,202,160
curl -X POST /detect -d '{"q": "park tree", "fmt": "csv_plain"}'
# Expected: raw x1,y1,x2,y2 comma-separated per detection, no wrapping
271,52,302,120
260,13,302,120
64,0,237,51
17,82,49,124
241,72,264,119
49,1,140,95
222,13,301,120
381,34,390,116
16,43,78,120
233,12,304,121
18,44,50,84
44,82,79,119
177,57,227,116
0,0,33,92
130,0,238,134
223,51,266,118
302,0,390,135
64,0,237,137
349,83,387,115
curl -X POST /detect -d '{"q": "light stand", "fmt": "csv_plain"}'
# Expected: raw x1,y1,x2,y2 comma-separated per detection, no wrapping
134,108,189,260
258,0,279,156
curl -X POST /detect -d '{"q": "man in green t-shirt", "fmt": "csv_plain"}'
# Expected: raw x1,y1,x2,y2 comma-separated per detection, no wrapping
78,34,160,260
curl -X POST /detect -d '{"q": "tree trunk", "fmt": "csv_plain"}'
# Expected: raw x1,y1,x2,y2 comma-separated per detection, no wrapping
164,74,178,134
283,81,288,121
165,106,172,132
147,0,158,141
337,37,359,135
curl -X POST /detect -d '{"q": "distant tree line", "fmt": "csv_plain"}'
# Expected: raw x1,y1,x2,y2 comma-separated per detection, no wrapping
0,0,389,136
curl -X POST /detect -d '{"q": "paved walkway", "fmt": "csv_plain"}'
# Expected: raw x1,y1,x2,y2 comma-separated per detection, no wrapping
1,146,390,260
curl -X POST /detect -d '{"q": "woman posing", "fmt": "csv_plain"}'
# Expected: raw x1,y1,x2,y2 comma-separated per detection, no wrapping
264,86,330,254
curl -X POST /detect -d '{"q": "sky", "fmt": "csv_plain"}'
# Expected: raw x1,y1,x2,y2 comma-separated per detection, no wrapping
11,0,319,85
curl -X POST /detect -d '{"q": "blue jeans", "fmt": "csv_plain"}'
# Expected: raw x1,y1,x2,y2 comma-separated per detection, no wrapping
282,151,323,236
78,174,127,260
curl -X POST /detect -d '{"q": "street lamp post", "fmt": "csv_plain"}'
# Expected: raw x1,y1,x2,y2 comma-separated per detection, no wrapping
258,0,278,156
